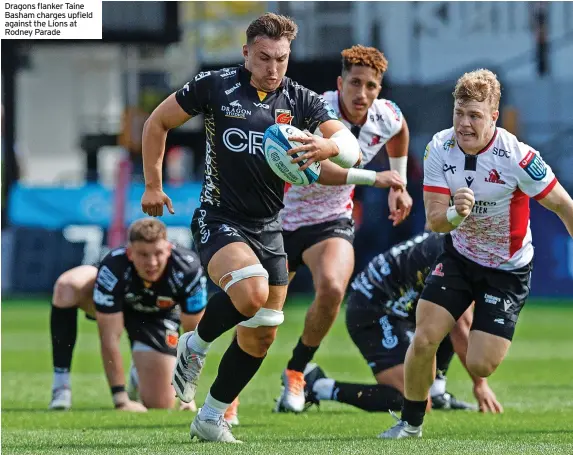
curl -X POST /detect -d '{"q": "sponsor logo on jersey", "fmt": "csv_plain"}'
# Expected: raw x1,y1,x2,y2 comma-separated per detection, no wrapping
443,163,456,174
465,176,474,187
125,292,142,303
222,128,264,154
197,209,211,244
253,102,270,109
275,109,293,124
156,296,174,309
221,100,251,119
94,288,114,306
503,299,513,312
432,263,444,277
485,168,506,184
97,266,118,292
493,147,510,158
379,315,399,349
224,82,241,95
424,144,430,160
520,150,547,181
220,68,237,78
484,293,501,305
194,71,211,82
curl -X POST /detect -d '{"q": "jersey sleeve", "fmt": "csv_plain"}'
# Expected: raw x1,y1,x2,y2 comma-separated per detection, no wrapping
382,100,404,138
423,136,451,195
93,253,124,314
176,253,207,314
299,88,339,133
515,143,558,200
174,71,213,117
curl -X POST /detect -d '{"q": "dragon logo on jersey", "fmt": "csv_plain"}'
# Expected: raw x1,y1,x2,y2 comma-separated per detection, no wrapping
520,150,547,181
485,169,506,185
275,109,293,124
442,138,456,151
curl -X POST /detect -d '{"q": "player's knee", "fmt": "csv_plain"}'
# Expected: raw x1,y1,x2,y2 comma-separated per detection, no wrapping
143,394,175,410
410,331,441,357
466,356,499,378
220,264,270,316
315,279,346,308
53,275,81,308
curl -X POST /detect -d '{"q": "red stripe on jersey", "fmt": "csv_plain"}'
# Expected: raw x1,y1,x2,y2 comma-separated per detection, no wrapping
346,188,355,210
509,188,530,258
533,177,558,200
423,185,451,195
284,182,292,194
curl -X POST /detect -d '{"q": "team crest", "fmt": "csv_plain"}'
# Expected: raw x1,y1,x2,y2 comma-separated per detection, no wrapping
432,263,445,277
520,150,547,181
156,296,174,309
165,330,179,349
275,109,293,124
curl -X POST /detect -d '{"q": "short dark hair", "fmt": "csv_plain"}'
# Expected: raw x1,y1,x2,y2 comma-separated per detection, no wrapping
246,12,298,45
128,218,167,243
341,45,388,78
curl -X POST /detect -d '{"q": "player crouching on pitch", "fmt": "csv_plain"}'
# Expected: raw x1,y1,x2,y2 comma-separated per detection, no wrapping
48,218,206,412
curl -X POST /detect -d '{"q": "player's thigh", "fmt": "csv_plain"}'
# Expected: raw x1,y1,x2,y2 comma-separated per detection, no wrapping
53,265,98,311
302,237,355,295
414,299,458,347
466,330,511,377
132,347,176,409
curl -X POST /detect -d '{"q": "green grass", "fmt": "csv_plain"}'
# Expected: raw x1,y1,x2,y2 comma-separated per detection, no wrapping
2,297,573,454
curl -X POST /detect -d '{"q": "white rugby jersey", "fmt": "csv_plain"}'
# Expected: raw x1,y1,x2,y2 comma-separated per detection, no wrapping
281,90,403,231
423,127,557,270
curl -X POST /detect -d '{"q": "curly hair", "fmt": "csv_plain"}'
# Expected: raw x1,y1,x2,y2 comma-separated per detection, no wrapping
246,13,298,44
341,45,388,78
128,218,167,243
453,69,501,110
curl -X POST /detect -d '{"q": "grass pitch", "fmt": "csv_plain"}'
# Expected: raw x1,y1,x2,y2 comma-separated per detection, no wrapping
2,297,573,454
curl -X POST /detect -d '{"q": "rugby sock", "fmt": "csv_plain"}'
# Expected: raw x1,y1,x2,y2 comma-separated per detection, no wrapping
50,305,78,388
287,338,319,373
194,292,250,343
198,392,229,421
435,334,455,377
328,381,404,412
209,337,265,404
401,398,428,427
187,331,211,356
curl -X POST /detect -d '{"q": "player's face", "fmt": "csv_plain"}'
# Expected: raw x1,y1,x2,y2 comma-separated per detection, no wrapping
243,36,291,92
337,65,382,122
453,99,499,153
127,239,172,283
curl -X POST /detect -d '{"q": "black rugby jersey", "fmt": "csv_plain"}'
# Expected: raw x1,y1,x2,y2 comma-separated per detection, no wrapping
350,233,445,322
94,245,206,316
175,65,338,221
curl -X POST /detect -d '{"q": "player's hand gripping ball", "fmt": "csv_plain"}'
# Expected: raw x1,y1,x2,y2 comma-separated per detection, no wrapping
263,124,322,185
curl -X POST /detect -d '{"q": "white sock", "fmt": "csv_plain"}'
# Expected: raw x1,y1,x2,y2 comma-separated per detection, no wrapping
313,378,335,401
129,363,139,389
53,370,70,390
187,331,212,355
198,392,229,421
430,376,447,397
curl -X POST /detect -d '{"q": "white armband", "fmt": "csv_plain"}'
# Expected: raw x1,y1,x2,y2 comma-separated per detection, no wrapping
446,205,468,227
329,128,360,168
346,168,376,186
389,156,408,184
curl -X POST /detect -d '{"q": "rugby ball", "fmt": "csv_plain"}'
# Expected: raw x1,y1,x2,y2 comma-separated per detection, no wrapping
263,124,321,185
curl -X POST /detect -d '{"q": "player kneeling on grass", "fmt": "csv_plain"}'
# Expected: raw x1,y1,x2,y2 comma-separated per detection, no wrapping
303,232,502,415
49,218,206,411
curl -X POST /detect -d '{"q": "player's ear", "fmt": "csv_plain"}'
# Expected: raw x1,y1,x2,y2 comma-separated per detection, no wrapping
337,75,343,92
242,44,249,60
126,244,133,261
492,109,499,124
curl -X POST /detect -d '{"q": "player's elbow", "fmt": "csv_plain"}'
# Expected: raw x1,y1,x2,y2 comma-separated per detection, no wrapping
329,129,360,168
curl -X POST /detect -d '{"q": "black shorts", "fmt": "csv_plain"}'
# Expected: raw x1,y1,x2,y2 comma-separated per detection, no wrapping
123,309,180,356
346,291,414,375
191,207,288,286
420,237,532,341
283,218,355,272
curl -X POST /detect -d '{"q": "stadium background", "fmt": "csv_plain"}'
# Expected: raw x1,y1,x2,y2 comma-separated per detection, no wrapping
2,2,573,454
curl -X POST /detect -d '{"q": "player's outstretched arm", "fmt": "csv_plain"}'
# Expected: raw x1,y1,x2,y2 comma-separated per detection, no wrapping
141,94,191,216
317,159,404,190
449,305,503,414
536,181,573,238
96,311,146,412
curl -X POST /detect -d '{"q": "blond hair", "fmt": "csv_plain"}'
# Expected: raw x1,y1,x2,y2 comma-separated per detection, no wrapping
128,218,167,243
246,13,298,44
341,45,388,78
453,69,501,110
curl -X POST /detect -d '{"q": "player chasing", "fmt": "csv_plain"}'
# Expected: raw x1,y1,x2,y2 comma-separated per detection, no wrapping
141,13,366,443
379,69,573,439
275,45,414,412
48,218,206,412
303,232,502,414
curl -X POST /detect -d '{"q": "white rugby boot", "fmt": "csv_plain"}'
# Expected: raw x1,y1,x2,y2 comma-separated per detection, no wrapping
48,387,72,410
190,414,242,443
377,410,423,439
274,369,306,413
172,331,206,403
